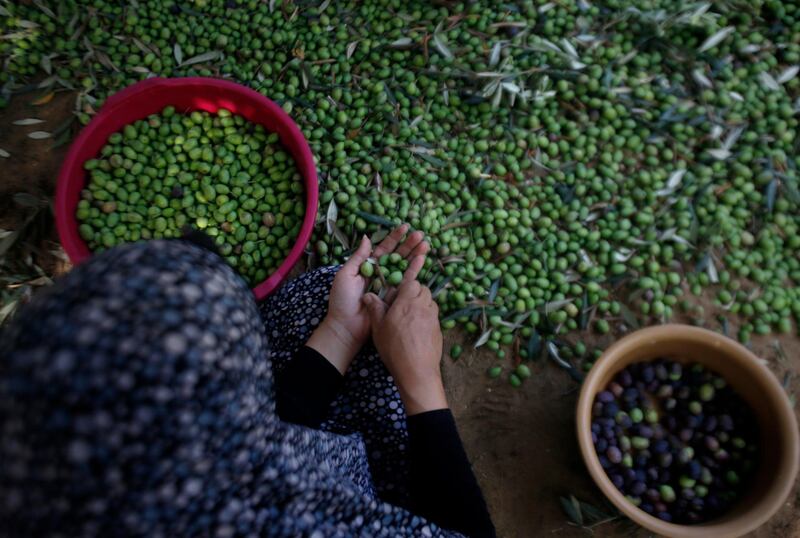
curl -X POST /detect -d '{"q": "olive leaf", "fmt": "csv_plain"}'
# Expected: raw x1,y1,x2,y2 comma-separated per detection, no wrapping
432,24,453,60
619,303,640,330
474,329,492,349
0,299,19,326
27,131,52,140
543,298,573,313
722,125,745,151
40,54,52,75
331,223,350,250
96,51,120,72
560,495,584,527
547,341,584,382
579,294,591,331
389,37,413,49
13,193,44,207
355,211,397,228
526,329,542,360
777,65,799,85
346,41,358,59
13,118,44,126
707,148,730,160
173,43,183,65
0,148,10,158
489,42,502,67
718,315,729,336
441,306,481,322
539,2,556,14
581,502,613,524
759,71,780,91
656,169,686,196
706,254,719,283
488,278,500,303
765,179,778,213
325,199,338,235
37,0,68,26
560,38,579,59
697,26,734,53
180,50,222,67
691,68,713,88
0,229,20,258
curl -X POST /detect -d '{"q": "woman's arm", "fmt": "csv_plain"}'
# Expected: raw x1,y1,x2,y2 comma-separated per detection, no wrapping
275,225,429,427
275,345,344,427
407,410,496,538
363,281,496,537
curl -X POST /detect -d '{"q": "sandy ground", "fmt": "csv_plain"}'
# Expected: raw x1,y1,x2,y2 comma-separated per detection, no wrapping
2,94,799,538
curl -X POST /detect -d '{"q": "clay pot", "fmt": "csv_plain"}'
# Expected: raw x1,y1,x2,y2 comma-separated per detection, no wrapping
576,325,799,537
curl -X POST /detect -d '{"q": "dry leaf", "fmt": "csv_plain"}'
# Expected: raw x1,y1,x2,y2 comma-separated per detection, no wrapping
31,92,55,106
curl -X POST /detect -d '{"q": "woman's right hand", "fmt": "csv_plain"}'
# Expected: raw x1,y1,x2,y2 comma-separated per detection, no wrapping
363,276,446,416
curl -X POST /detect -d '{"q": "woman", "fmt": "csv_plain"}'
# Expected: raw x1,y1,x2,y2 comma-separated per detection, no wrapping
0,224,495,537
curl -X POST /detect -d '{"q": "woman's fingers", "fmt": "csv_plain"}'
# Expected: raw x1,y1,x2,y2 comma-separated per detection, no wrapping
372,224,409,258
402,255,426,285
341,235,371,276
396,279,422,302
409,240,430,258
395,230,425,258
384,255,426,304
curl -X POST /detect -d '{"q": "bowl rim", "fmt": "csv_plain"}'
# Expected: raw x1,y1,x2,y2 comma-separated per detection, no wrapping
55,76,318,300
576,324,799,537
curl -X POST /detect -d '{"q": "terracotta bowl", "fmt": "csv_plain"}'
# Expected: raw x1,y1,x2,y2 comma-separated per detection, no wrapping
576,324,799,537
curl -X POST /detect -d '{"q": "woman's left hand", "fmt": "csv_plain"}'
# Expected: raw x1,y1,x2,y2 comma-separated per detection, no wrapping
307,224,429,374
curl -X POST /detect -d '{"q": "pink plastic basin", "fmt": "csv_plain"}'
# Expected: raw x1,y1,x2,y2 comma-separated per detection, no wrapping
55,77,318,300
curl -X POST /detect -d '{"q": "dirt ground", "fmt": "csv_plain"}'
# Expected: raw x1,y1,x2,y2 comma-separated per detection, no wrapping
442,326,800,538
2,93,799,538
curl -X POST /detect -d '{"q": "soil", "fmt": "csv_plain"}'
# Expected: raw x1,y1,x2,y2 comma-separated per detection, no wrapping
1,89,74,278
2,93,799,538
442,325,800,538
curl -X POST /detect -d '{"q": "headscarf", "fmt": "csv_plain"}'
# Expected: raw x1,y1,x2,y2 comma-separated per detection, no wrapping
0,240,455,537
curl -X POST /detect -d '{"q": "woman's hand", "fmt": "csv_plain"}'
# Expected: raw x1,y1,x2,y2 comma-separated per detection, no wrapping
307,224,429,374
362,275,446,416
